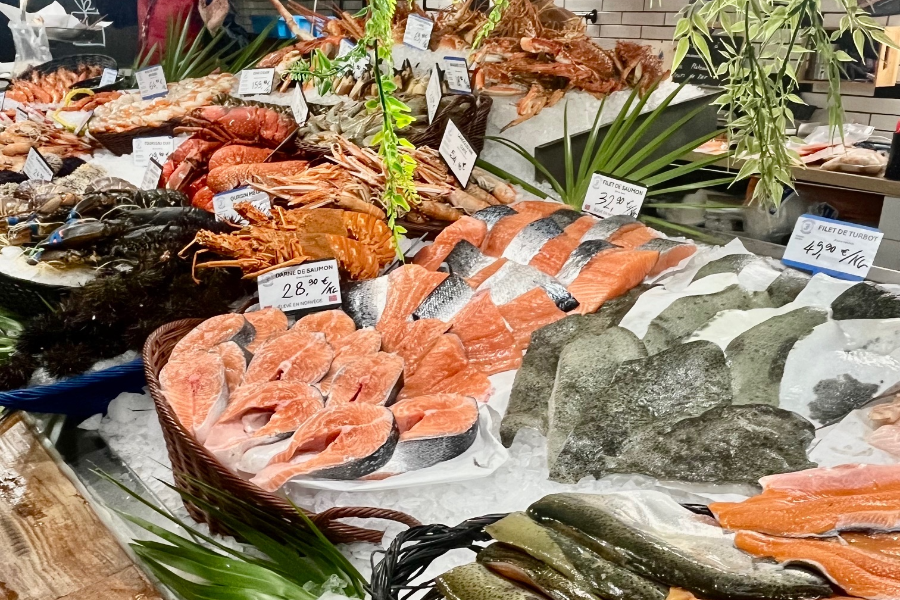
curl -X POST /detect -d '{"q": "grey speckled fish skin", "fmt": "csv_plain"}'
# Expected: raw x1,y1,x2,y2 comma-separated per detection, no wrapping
342,275,389,329
413,274,475,322
528,493,833,600
546,327,647,467
556,240,619,286
500,288,649,447
472,205,518,230
437,563,547,600
551,340,733,483
809,373,879,426
831,282,900,319
642,284,774,355
485,512,666,600
691,254,760,282
766,269,811,307
444,240,497,280
503,217,565,263
547,209,583,230
725,307,829,406
580,215,639,242
477,260,578,312
604,404,817,483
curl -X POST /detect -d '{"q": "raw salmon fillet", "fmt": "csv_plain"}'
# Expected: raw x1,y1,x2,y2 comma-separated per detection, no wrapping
566,215,597,239
638,239,697,276
760,464,900,495
318,328,383,394
450,291,522,375
426,366,493,403
567,249,659,314
871,402,900,426
245,308,289,353
870,424,900,457
482,212,544,257
498,287,566,348
413,217,488,271
171,313,254,358
292,309,356,343
511,200,569,217
735,530,900,600
377,265,449,329
214,341,247,394
393,319,452,377
529,233,581,276
398,334,468,400
327,352,405,406
243,330,333,385
251,403,397,490
159,350,228,444
465,258,507,289
609,224,660,249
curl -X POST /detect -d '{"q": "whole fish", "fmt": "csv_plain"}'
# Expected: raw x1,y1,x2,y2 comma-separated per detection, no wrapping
437,563,547,600
502,217,565,264
528,492,833,600
478,544,602,600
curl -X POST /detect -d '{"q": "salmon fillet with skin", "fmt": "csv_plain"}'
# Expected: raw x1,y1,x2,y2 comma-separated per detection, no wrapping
428,366,493,403
291,309,356,343
510,201,570,217
327,352,405,406
393,319,452,377
759,464,900,495
498,287,566,348
567,249,659,314
870,424,900,457
450,290,522,375
609,224,660,249
465,258,507,289
735,530,900,600
317,328,383,394
378,265,449,325
482,212,544,257
159,350,229,444
244,308,289,353
398,334,469,400
566,215,598,239
413,217,488,271
243,330,333,385
529,233,582,276
638,239,698,276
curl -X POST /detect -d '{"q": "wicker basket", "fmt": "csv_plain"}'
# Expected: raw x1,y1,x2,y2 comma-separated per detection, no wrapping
91,121,180,156
143,319,422,543
15,54,117,81
0,270,69,317
407,94,492,154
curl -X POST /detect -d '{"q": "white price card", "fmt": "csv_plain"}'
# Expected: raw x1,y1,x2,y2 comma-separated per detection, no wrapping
99,68,118,87
257,259,342,313
75,110,93,136
15,107,28,123
291,85,309,125
141,158,163,190
238,68,276,96
782,214,883,281
212,187,272,225
338,39,356,58
0,92,5,110
439,119,477,188
23,148,53,181
403,14,434,50
426,66,441,125
443,56,471,94
581,172,647,219
136,65,168,100
132,136,175,168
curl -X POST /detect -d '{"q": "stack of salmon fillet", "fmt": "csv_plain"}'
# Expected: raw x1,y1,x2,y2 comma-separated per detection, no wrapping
159,308,483,492
711,463,900,600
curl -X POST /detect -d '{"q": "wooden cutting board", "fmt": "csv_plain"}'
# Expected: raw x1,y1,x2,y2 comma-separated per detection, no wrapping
0,413,163,600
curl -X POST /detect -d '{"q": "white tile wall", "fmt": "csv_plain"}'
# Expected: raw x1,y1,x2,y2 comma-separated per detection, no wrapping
641,25,675,39
598,24,642,37
622,11,663,24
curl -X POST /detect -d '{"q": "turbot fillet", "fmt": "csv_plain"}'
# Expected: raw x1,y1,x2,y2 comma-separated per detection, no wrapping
326,352,404,406
291,309,356,343
171,313,255,358
251,403,397,490
160,350,229,444
528,492,832,600
243,330,333,385
437,563,547,600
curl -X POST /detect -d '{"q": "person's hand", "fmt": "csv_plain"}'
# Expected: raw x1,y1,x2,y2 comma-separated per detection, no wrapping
198,0,229,32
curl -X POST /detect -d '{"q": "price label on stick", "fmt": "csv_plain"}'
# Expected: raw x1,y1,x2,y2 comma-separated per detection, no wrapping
338,39,356,58
15,107,28,123
238,68,275,96
426,66,441,125
136,65,168,100
132,136,175,168
99,68,118,87
23,148,53,181
403,14,434,51
291,85,309,125
582,172,647,219
443,56,471,94
782,214,883,281
257,259,342,313
439,119,477,188
212,187,272,226
141,158,163,190
75,110,93,136
0,92,5,111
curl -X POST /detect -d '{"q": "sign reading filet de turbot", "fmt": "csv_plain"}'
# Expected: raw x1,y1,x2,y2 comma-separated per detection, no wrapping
782,214,884,281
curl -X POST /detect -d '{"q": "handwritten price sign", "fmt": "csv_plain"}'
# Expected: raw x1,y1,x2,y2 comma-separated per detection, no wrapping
132,136,175,168
442,56,471,94
403,14,434,50
136,65,168,100
257,259,342,313
212,187,272,225
582,173,647,219
238,68,275,95
439,119,477,188
782,214,883,281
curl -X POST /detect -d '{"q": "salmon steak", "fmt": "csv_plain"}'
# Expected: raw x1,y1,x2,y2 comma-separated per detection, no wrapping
244,307,289,353
251,403,398,490
381,394,479,472
243,330,333,385
398,334,469,400
327,352,405,406
567,249,659,314
159,350,229,444
171,313,255,358
317,328,383,394
291,309,357,343
735,530,900,600
450,290,522,375
214,341,248,394
413,216,488,271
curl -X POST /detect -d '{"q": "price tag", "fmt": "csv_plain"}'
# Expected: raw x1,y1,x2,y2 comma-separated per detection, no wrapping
0,92,5,111
443,56,471,94
291,85,309,125
581,173,647,219
74,110,93,136
338,39,356,58
403,14,434,50
23,148,53,181
238,68,276,95
99,68,117,87
782,214,883,281
257,259,342,313
141,158,163,190
426,66,441,125
212,187,272,225
135,65,168,100
132,136,175,168
439,119,477,188
15,107,28,123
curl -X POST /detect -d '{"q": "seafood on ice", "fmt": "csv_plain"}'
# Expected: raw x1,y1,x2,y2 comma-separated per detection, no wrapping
5,65,105,105
158,307,490,490
0,118,93,171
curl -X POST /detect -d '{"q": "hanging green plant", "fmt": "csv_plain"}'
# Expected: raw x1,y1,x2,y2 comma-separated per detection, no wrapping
473,0,510,49
673,0,896,210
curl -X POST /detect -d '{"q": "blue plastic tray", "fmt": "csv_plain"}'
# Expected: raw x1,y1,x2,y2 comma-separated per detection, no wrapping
251,15,316,39
0,357,146,416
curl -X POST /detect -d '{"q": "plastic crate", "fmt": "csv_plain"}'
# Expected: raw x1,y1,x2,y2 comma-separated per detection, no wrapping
250,15,316,39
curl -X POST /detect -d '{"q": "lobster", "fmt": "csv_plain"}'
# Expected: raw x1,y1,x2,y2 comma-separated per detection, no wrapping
177,105,298,148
